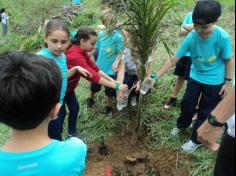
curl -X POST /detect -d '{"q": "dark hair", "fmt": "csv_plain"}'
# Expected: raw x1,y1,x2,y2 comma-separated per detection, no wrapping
0,51,62,130
0,8,5,13
45,18,70,37
193,0,221,25
73,26,97,45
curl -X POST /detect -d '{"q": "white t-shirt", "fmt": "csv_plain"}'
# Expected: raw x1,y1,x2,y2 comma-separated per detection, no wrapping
227,79,235,138
1,13,8,24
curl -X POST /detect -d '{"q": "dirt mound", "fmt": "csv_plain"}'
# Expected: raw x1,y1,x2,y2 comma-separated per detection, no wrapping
85,134,192,176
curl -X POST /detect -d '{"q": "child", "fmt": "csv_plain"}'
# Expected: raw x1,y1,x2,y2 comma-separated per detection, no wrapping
37,19,91,140
152,0,233,152
0,51,87,175
64,26,128,137
0,8,8,36
164,0,200,109
88,11,125,116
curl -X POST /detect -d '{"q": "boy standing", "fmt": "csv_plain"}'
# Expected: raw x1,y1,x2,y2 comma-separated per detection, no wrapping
0,52,87,175
153,0,233,152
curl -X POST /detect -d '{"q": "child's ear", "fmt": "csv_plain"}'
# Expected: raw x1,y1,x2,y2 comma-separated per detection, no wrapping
49,103,61,119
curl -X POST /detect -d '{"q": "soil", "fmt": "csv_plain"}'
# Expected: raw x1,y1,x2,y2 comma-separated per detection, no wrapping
85,133,192,176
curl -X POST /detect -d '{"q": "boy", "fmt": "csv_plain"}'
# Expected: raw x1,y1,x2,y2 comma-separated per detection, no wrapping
88,10,124,116
153,0,233,152
0,51,87,175
164,0,200,109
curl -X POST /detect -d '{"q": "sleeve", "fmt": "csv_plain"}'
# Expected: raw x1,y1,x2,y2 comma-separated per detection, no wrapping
176,33,191,59
221,35,232,60
181,12,193,27
68,53,101,84
86,54,100,72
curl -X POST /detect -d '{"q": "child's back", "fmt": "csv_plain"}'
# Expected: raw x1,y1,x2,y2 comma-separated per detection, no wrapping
0,138,86,176
0,51,87,176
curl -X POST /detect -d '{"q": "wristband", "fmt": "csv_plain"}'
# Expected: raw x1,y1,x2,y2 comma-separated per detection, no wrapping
115,82,120,91
208,114,226,127
151,73,158,81
225,78,232,82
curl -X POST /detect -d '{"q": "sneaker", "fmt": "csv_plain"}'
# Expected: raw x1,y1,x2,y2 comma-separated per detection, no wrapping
130,96,137,107
105,106,113,117
171,127,181,136
181,140,202,153
87,98,95,108
68,132,81,138
164,97,177,109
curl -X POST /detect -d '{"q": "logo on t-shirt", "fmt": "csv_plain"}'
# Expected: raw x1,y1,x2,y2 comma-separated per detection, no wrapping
208,56,217,63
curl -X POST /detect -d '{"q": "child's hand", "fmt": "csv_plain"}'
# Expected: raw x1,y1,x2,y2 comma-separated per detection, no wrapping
117,84,129,102
77,66,92,78
219,83,231,98
134,81,141,92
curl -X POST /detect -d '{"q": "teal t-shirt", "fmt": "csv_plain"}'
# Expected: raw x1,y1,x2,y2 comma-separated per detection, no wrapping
96,29,124,75
37,48,68,104
0,138,87,176
176,26,232,85
181,11,193,57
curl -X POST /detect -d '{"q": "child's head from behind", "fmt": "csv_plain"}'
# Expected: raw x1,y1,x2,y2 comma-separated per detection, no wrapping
193,0,221,38
44,19,70,56
74,26,97,52
0,51,61,130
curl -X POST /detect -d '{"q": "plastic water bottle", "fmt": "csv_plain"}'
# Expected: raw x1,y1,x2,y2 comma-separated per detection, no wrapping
140,74,157,95
117,90,129,111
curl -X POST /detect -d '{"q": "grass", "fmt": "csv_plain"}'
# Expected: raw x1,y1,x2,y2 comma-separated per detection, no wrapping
0,0,235,176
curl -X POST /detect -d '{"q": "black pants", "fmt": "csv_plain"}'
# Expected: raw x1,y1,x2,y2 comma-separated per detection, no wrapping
48,91,80,140
214,133,235,176
177,78,223,144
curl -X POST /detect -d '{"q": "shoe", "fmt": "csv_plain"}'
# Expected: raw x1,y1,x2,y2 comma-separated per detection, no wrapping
171,127,181,136
130,96,137,107
105,106,113,117
68,132,81,138
181,140,202,153
164,97,177,109
87,98,95,108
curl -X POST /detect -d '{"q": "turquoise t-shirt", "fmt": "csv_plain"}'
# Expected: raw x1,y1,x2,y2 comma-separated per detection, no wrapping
37,48,68,104
0,138,87,176
181,11,193,57
96,29,124,75
176,26,232,85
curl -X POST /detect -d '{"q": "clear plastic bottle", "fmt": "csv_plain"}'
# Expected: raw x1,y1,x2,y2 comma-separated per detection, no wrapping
140,74,157,95
117,90,129,111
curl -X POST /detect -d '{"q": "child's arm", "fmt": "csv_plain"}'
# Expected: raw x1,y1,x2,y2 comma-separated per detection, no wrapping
112,53,123,72
98,77,128,93
116,59,126,84
219,58,234,97
67,66,92,78
98,71,116,83
155,56,179,78
179,24,194,37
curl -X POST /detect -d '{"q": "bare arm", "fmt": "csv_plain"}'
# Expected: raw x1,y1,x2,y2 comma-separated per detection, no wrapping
179,24,194,37
156,56,179,78
116,60,126,83
67,66,92,78
219,58,234,96
198,86,235,151
98,70,115,83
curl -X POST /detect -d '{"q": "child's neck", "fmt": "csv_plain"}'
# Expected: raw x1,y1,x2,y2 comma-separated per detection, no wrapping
1,121,51,153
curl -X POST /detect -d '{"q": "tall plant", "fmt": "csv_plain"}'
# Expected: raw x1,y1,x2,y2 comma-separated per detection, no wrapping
109,0,176,140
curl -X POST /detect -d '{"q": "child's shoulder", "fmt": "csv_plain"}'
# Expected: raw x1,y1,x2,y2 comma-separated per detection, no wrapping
57,137,87,155
215,26,230,38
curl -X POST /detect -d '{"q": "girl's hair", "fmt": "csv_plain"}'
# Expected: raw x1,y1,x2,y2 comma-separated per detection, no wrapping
193,0,222,25
44,18,70,37
73,26,97,45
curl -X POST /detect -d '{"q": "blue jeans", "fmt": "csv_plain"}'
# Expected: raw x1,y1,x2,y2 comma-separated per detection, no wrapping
2,23,7,36
48,91,80,140
177,78,223,144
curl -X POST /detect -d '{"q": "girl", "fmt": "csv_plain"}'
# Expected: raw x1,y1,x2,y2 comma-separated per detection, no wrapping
64,26,128,137
37,19,91,140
